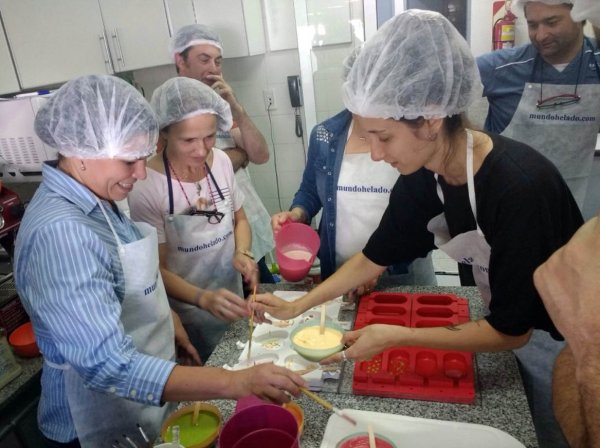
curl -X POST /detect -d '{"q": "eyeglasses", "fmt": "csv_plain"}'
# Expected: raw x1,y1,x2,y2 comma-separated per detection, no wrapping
536,93,581,109
186,207,225,224
535,44,583,110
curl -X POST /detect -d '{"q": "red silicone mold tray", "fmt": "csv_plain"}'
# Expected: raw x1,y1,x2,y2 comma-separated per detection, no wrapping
352,292,475,404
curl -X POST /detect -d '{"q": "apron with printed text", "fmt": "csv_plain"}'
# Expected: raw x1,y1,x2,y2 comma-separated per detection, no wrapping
501,40,600,210
163,153,241,360
426,130,492,304
54,201,175,447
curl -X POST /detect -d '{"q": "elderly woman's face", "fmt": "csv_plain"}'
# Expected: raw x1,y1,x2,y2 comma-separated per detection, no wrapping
163,114,217,167
83,157,147,202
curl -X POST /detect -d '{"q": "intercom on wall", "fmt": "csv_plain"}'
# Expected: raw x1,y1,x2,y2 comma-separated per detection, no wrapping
287,75,303,108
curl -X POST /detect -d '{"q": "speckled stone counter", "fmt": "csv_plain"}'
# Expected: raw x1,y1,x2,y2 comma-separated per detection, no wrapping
202,283,538,448
0,355,42,405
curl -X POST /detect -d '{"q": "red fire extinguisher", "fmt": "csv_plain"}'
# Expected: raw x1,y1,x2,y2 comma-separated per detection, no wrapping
493,9,517,50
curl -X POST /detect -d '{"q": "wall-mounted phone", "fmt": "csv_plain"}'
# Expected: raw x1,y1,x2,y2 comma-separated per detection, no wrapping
287,75,303,108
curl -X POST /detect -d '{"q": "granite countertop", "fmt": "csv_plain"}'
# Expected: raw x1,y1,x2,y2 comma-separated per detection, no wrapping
203,283,538,448
2,284,538,447
0,355,42,407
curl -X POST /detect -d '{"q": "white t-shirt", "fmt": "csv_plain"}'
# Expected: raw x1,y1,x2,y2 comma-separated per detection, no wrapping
335,152,399,267
128,148,244,244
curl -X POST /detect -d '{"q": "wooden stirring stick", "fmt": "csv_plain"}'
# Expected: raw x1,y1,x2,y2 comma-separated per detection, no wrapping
368,422,376,448
319,303,326,334
300,387,357,426
247,285,257,361
192,401,201,426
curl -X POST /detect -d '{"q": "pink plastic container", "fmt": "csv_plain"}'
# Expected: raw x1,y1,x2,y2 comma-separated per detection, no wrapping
275,222,320,282
219,402,299,448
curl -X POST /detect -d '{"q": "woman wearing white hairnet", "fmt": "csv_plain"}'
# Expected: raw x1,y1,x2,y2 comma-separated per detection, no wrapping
14,75,305,448
254,8,582,438
270,48,437,296
128,77,257,362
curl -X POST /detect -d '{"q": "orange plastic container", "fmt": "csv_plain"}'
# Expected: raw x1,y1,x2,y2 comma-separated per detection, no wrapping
8,322,40,358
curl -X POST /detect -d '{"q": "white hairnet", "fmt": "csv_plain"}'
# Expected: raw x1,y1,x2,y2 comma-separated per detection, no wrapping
343,10,482,120
171,24,223,60
34,75,158,160
342,46,362,81
571,0,600,25
151,77,232,131
512,0,573,15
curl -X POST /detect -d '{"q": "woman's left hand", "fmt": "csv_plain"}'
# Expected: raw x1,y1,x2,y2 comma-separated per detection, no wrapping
233,252,259,290
171,311,202,366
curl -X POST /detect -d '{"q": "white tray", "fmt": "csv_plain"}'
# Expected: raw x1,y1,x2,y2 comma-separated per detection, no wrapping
320,409,525,447
228,291,345,390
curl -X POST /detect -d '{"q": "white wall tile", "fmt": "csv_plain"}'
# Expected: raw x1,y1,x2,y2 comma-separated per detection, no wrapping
272,143,307,172
230,81,267,116
277,169,304,197
222,54,267,84
270,114,305,144
264,50,302,85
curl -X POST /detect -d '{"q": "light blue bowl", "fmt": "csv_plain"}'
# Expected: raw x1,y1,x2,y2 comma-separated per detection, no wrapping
290,318,344,362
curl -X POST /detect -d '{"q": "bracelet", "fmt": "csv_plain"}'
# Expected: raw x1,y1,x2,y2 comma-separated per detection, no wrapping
236,249,255,260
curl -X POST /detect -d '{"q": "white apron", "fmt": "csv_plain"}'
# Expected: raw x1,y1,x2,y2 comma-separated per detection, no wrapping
235,167,274,261
216,130,274,261
501,41,600,210
53,200,175,447
426,130,492,304
163,153,241,360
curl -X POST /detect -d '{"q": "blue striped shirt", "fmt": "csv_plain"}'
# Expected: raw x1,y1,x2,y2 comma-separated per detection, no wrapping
14,162,176,443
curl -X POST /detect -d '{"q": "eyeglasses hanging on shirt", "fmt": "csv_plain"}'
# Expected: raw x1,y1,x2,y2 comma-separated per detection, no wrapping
163,147,226,224
535,42,584,109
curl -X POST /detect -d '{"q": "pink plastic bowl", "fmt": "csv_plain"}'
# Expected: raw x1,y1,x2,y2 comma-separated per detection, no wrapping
275,222,320,282
220,402,299,448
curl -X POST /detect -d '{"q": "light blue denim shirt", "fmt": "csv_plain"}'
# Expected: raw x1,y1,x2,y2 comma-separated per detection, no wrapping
14,162,175,442
291,109,412,279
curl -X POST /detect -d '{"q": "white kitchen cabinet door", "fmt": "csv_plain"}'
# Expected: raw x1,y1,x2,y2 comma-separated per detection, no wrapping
0,0,110,89
0,22,19,95
191,0,265,58
99,0,172,72
164,0,197,36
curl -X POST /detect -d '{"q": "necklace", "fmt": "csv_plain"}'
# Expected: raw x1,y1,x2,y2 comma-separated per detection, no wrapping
168,161,204,207
168,161,203,195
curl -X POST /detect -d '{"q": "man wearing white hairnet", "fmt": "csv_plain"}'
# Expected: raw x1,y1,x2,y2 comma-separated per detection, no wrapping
477,3,599,446
477,0,600,218
171,24,275,286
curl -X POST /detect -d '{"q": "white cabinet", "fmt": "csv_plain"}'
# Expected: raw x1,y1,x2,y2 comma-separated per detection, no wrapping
0,0,109,89
98,0,172,72
164,0,197,35
0,0,172,89
0,22,19,95
191,0,265,58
